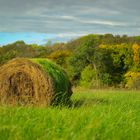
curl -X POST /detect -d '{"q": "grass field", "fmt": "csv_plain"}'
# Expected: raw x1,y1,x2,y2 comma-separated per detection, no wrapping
0,89,140,140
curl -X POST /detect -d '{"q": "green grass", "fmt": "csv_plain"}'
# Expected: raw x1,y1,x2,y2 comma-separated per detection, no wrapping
31,58,70,95
0,89,140,140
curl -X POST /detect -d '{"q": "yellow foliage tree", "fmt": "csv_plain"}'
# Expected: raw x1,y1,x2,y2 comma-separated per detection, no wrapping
47,50,72,68
132,43,140,66
124,71,140,89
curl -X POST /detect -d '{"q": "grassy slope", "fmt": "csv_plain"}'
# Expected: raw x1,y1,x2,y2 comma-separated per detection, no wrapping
0,89,140,140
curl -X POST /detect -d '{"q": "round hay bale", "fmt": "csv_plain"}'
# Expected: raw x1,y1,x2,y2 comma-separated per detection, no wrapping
0,58,72,106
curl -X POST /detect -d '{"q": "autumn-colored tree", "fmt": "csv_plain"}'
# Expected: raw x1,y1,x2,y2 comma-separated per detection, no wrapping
124,71,140,89
1,34,140,87
47,50,72,68
99,43,133,84
132,43,140,67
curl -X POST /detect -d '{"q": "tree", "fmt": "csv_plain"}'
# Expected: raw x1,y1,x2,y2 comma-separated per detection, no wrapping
132,43,140,67
47,50,71,68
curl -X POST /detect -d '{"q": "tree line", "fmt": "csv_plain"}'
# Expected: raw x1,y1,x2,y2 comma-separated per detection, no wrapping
1,34,140,89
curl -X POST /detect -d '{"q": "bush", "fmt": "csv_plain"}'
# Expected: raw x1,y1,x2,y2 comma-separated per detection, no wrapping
101,73,112,86
124,71,140,89
80,65,99,88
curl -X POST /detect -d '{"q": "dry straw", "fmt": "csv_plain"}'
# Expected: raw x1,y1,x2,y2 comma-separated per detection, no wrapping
0,58,72,106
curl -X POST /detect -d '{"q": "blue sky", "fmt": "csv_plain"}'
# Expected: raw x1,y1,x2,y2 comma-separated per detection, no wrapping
0,32,86,45
0,32,48,45
0,32,62,45
0,0,140,45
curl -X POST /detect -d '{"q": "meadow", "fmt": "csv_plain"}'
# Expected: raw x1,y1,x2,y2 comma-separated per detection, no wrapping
0,89,140,140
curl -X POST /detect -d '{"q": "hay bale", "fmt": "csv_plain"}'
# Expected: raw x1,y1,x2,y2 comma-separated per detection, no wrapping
0,58,72,106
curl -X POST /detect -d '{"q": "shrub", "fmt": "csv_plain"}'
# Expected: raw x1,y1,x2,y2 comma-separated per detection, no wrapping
80,65,99,88
124,71,140,89
101,73,112,86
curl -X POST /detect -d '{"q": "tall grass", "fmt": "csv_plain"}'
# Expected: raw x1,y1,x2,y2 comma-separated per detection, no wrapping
31,58,70,95
0,89,140,140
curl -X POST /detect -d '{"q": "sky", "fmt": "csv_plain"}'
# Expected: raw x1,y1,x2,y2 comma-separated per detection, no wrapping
0,0,140,45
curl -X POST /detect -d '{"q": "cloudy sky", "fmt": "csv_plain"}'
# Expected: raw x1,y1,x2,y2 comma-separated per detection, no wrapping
0,0,140,45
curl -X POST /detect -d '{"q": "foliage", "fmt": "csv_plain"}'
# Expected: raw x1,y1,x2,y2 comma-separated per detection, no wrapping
80,65,99,88
132,43,140,67
47,50,71,68
1,34,140,87
99,43,133,84
124,71,140,89
100,73,112,86
0,50,18,65
67,35,99,83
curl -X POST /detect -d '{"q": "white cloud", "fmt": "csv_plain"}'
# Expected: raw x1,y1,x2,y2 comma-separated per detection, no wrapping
56,15,127,27
56,32,87,38
79,19,126,26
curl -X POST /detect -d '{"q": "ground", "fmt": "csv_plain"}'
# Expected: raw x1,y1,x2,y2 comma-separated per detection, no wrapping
0,88,140,140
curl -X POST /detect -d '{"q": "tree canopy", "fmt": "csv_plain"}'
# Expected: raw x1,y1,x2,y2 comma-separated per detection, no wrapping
1,34,140,88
